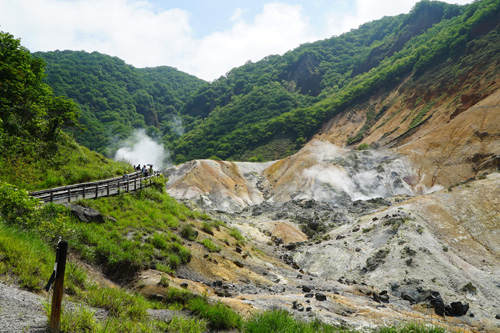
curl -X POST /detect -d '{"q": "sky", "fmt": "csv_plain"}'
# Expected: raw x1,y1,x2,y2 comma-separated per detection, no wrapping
0,0,473,81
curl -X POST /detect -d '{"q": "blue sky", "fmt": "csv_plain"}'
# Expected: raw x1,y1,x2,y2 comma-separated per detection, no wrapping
0,0,472,81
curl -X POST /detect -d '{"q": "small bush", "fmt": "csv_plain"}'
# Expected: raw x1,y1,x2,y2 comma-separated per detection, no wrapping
201,238,221,252
0,182,41,228
201,221,213,235
158,274,170,287
151,232,168,249
229,227,245,244
181,223,199,241
461,282,477,294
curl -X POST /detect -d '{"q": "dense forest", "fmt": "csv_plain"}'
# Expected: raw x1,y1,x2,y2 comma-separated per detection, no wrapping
34,0,500,163
34,51,205,155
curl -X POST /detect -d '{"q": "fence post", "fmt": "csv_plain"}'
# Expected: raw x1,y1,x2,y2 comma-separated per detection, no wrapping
50,240,68,332
50,191,54,203
95,184,98,199
67,189,71,203
107,183,110,197
82,185,86,199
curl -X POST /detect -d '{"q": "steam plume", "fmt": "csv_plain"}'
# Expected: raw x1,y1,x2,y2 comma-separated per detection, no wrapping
114,129,170,170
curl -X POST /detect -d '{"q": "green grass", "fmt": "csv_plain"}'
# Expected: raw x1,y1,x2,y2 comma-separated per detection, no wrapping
165,316,207,333
229,227,245,245
244,309,352,333
0,223,53,291
375,323,447,333
188,297,242,330
200,238,221,252
0,136,132,191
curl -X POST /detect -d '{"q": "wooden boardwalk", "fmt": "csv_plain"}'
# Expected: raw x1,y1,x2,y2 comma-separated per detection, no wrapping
30,171,160,203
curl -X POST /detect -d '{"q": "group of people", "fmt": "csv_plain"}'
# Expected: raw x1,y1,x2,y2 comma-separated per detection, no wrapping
122,164,154,182
134,164,153,177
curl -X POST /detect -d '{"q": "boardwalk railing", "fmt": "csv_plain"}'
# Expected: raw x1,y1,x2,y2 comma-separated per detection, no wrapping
30,171,160,203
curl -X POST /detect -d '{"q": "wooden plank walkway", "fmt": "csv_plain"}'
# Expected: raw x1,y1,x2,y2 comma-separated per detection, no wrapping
29,171,160,203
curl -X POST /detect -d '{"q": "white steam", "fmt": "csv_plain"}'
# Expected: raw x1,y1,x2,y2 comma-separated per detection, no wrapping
301,142,416,202
170,115,185,136
114,129,170,170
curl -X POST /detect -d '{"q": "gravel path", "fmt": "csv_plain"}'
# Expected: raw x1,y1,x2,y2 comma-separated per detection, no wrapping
0,282,49,333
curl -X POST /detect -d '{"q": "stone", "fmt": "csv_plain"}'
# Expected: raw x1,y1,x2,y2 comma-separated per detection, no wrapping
495,314,500,320
433,297,445,317
304,293,314,298
400,292,415,304
315,293,327,301
233,260,244,268
373,291,389,303
235,246,243,253
180,283,188,289
302,285,311,293
148,294,164,302
63,203,104,223
448,301,469,316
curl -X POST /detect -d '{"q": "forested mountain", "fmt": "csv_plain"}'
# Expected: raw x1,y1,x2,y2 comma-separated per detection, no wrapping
33,51,206,155
35,0,500,163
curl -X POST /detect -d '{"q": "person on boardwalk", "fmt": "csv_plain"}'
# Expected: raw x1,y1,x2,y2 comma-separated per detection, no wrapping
123,171,129,182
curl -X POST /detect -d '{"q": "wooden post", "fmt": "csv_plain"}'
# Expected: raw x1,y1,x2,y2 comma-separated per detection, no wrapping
50,191,54,202
67,189,71,203
82,185,86,199
95,184,98,199
107,183,110,197
50,240,68,332
126,179,129,193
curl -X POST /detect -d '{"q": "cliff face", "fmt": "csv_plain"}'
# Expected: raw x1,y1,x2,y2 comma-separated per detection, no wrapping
315,27,500,188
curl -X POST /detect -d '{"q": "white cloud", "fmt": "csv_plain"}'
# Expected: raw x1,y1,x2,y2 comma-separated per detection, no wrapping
186,3,315,80
324,0,474,37
0,0,473,81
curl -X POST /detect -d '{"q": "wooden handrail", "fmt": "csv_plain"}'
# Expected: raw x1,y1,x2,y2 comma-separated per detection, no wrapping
29,171,161,203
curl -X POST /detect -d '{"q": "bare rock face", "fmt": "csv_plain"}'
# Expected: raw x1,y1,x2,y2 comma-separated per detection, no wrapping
166,141,416,213
166,159,272,212
293,173,500,326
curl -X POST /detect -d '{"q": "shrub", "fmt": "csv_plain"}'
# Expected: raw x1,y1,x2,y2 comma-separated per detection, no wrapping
180,223,199,241
0,182,41,228
229,227,245,244
201,238,221,252
201,221,213,235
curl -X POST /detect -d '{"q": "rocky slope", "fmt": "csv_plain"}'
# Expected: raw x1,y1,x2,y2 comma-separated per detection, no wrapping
165,139,500,331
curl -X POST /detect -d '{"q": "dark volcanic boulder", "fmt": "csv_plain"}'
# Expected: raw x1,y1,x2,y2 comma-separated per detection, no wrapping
63,203,104,223
446,301,469,316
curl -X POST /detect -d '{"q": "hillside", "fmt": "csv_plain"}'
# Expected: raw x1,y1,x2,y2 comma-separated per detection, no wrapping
169,0,500,164
33,50,206,155
35,1,500,169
